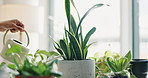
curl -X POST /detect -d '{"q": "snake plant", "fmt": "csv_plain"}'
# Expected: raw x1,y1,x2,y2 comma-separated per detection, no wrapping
54,0,104,60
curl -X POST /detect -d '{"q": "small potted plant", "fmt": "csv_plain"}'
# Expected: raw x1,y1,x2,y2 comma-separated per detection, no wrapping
5,45,62,78
89,51,120,78
54,0,105,78
106,51,132,78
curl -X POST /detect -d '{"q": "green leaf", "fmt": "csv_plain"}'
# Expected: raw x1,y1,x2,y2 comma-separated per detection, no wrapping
69,42,76,60
122,51,132,70
6,45,22,55
13,57,20,69
23,59,31,70
84,42,94,59
8,64,16,70
0,62,6,67
36,50,59,58
59,40,70,59
70,15,77,34
106,57,117,72
64,27,69,44
66,30,83,60
65,0,71,28
124,51,132,62
84,27,96,47
76,4,104,36
39,54,44,60
54,45,67,60
50,71,62,77
71,0,80,20
38,63,46,75
27,54,33,57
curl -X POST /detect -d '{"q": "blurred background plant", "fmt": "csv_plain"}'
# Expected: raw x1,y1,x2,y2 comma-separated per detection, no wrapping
0,44,62,78
89,51,120,78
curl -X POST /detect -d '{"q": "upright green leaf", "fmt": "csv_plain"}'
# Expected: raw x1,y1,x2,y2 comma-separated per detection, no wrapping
84,27,96,47
67,30,83,60
71,0,80,20
76,4,104,36
106,57,117,72
84,43,94,59
65,0,71,29
70,15,77,34
124,51,132,62
54,45,67,60
59,40,70,59
69,43,76,60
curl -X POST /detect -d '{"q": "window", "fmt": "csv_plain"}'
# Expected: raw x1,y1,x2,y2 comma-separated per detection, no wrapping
53,0,121,57
139,0,148,59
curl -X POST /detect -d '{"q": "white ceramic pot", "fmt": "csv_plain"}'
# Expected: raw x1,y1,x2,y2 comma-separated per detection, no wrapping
58,59,95,78
3,0,39,6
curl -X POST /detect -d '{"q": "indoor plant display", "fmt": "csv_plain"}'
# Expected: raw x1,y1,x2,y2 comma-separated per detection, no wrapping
5,45,62,78
106,51,132,78
54,0,104,78
89,51,120,78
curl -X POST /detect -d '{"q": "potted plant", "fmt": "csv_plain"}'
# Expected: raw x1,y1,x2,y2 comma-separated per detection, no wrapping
106,51,132,78
89,51,120,78
4,44,62,78
54,0,104,78
130,59,148,78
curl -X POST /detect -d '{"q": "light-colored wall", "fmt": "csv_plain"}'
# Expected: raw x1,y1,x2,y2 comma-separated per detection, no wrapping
0,0,3,4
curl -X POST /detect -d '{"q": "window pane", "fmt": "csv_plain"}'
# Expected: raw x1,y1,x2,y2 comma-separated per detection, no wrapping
139,0,148,59
53,0,120,57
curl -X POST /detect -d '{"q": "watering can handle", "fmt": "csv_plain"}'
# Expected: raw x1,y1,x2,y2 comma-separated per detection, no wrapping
3,30,30,46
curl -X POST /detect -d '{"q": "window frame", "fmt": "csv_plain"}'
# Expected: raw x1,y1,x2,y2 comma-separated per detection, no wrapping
132,0,139,59
120,0,140,59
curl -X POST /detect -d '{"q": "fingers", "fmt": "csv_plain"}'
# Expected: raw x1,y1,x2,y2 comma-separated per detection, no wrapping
11,23,25,32
10,29,18,33
0,19,25,33
10,19,24,27
10,19,25,32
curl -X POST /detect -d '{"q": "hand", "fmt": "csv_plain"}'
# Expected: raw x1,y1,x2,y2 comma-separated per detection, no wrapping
0,19,25,33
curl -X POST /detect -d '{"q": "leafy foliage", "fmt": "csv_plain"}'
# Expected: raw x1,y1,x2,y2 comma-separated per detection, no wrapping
89,51,120,78
106,51,132,75
55,0,104,60
5,45,62,77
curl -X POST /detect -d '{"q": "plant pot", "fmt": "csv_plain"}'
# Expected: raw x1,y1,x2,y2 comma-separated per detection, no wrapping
58,59,95,78
15,76,55,78
110,74,129,78
130,59,148,78
110,70,130,78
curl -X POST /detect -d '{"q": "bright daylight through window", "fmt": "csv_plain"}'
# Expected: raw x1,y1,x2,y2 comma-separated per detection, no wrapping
139,0,148,59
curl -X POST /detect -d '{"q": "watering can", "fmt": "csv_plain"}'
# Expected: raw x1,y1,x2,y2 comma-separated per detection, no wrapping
0,30,30,63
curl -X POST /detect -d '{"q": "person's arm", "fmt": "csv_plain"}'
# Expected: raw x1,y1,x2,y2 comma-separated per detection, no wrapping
0,19,24,33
